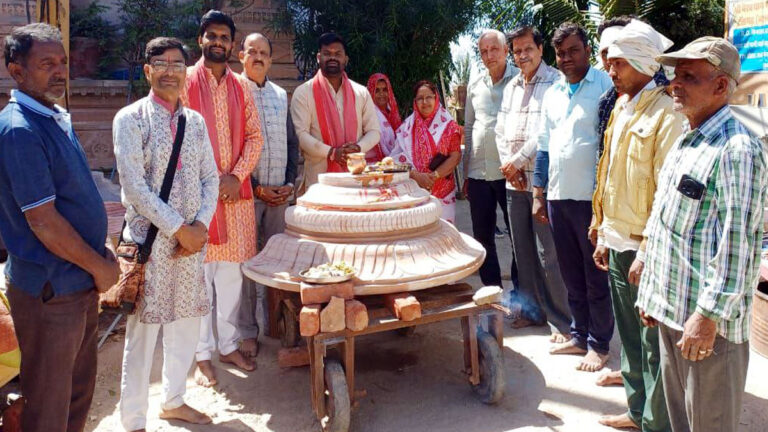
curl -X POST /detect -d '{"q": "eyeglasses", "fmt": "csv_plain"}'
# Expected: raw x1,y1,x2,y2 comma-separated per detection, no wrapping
415,95,436,103
150,61,186,73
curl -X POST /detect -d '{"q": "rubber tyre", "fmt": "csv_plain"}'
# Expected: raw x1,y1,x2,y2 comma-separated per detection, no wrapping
322,360,351,432
471,330,505,404
279,302,300,348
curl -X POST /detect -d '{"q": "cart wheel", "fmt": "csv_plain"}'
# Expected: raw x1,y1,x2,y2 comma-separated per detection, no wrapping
472,330,505,404
279,302,300,348
322,359,351,432
396,326,416,337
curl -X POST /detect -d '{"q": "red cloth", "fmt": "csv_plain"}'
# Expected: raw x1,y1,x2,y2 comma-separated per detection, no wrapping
411,101,461,199
366,73,402,131
312,70,358,172
186,60,252,244
366,73,402,163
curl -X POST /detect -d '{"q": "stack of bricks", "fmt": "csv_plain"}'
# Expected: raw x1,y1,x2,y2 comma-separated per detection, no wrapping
298,281,370,337
298,282,426,338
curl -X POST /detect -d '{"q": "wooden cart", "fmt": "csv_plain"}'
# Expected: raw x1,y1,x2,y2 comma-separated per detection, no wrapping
279,283,506,432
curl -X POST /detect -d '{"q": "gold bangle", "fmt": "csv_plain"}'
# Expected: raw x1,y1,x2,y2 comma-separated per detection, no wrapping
433,170,441,179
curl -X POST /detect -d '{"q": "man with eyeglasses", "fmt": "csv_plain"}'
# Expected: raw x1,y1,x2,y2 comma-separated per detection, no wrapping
237,32,299,358
115,36,218,430
183,9,263,387
495,26,570,339
290,32,380,194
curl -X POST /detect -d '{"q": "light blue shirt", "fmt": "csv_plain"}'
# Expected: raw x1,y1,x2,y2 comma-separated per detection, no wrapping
536,67,613,201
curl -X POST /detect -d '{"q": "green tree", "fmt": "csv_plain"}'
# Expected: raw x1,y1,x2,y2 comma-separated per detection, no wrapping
476,0,725,64
271,0,476,115
117,0,204,98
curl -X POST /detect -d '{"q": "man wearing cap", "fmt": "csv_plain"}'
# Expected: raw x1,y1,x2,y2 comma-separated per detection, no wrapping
591,20,684,431
636,37,766,432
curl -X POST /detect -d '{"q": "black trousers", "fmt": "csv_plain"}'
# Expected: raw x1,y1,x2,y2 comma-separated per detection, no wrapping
467,178,516,286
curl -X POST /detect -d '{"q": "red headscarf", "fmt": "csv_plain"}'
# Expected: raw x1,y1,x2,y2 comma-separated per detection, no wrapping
366,73,402,132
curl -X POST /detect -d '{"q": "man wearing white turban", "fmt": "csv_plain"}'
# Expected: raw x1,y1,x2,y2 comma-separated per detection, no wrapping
595,18,670,162
590,21,684,431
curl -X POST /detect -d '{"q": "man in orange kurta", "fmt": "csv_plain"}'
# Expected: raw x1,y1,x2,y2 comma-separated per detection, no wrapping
184,10,263,387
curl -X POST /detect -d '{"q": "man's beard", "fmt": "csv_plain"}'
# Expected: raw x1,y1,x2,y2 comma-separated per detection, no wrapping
203,45,230,63
44,79,66,102
322,62,342,76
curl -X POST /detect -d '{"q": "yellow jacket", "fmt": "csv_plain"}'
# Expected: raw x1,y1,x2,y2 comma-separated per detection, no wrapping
591,86,685,243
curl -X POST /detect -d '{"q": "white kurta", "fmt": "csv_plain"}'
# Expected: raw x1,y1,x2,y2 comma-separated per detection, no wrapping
113,95,219,324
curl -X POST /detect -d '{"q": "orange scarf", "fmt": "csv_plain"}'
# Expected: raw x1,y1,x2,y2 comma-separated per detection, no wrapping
186,59,252,245
312,70,358,172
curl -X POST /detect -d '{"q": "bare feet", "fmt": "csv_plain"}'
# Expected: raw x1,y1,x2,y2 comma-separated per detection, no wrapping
159,403,212,425
239,338,259,358
578,350,609,372
598,413,639,429
195,360,217,387
549,338,587,355
549,332,572,344
509,316,541,329
596,369,623,386
220,349,256,371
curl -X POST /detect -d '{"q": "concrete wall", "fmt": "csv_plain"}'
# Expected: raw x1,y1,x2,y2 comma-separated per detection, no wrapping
732,73,768,107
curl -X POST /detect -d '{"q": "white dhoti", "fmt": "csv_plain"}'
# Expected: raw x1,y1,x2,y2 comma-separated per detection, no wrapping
196,261,243,360
119,314,201,431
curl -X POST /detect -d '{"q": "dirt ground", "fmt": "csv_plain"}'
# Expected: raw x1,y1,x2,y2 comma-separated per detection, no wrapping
0,196,759,431
82,199,768,432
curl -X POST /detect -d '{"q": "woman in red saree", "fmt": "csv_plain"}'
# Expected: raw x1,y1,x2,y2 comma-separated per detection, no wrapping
390,80,462,223
366,73,401,161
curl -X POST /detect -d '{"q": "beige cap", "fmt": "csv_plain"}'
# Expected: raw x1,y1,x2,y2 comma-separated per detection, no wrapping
656,36,741,81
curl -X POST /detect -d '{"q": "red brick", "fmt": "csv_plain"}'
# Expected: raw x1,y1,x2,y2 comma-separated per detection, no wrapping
384,293,422,322
300,281,355,305
299,304,321,337
320,296,346,332
278,347,310,368
345,300,369,331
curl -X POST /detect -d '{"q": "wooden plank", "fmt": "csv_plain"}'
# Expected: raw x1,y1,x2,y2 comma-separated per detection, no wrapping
266,287,282,338
460,316,471,372
342,336,355,404
312,338,326,419
488,311,504,350
308,337,317,414
313,302,495,341
468,314,480,386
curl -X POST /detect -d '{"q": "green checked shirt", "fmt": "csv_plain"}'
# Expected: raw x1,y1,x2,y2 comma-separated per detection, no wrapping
636,105,767,343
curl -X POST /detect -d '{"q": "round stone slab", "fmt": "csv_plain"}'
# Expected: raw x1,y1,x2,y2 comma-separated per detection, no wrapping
242,220,486,296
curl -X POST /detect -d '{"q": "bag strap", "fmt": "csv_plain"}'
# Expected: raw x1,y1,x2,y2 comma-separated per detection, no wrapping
138,113,187,262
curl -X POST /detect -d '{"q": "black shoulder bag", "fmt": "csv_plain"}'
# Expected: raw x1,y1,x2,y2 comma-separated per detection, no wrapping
100,114,187,314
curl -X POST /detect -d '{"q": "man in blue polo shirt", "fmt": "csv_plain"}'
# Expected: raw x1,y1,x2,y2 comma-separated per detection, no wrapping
0,23,120,432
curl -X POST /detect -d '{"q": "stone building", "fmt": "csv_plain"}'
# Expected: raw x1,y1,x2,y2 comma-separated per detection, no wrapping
0,0,301,169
